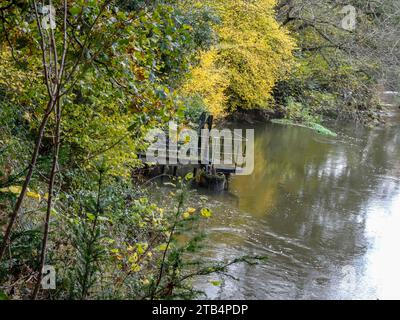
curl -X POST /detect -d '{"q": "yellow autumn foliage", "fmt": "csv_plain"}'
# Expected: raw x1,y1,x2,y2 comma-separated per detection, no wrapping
0,49,42,101
181,49,229,118
0,185,42,201
183,0,296,116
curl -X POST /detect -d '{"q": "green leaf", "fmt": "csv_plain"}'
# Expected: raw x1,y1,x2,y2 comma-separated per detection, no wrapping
185,172,194,181
70,6,80,16
0,291,9,300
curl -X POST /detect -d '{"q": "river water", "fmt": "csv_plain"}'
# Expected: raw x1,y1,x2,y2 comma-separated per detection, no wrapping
194,108,400,300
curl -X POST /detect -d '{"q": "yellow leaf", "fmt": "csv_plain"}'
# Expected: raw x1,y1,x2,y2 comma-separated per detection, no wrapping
9,186,22,194
183,212,190,219
185,172,194,181
140,242,148,254
131,264,141,273
104,238,115,244
187,207,196,214
164,231,171,238
129,253,138,263
200,208,212,218
210,280,222,286
156,243,169,251
27,191,41,202
0,186,22,195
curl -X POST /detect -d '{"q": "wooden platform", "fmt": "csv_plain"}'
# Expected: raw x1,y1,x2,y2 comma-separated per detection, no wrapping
137,153,241,175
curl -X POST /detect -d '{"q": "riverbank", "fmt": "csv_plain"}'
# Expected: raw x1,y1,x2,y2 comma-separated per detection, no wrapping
216,92,399,132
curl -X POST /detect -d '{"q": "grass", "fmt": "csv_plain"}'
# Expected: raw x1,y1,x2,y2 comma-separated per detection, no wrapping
271,119,338,137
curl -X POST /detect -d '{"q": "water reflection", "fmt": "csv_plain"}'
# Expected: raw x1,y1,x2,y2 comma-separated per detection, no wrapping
195,113,400,300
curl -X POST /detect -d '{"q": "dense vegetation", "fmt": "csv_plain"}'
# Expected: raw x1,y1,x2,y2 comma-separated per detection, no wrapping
274,0,400,123
0,0,398,299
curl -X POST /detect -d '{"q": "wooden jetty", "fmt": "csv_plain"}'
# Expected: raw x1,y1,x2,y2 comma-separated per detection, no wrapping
136,113,247,190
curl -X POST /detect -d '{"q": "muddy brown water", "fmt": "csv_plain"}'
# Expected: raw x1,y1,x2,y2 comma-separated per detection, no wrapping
192,108,400,300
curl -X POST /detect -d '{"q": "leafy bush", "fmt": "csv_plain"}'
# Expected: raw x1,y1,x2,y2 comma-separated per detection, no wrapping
181,0,296,116
182,95,208,124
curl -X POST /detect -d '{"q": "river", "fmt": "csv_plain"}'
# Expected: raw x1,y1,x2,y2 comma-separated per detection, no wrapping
194,107,400,300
